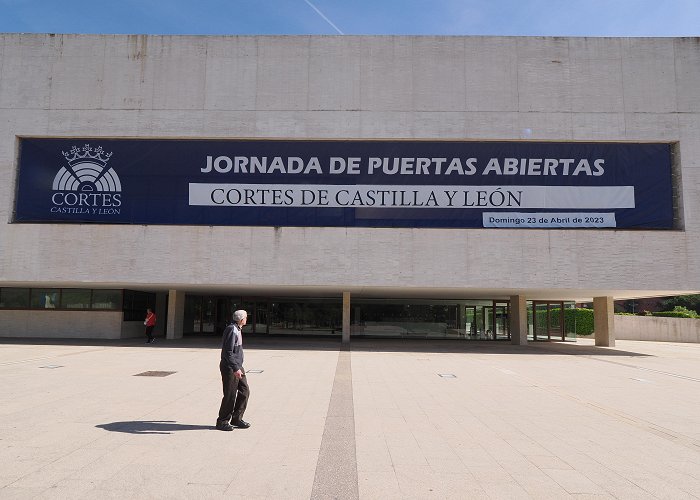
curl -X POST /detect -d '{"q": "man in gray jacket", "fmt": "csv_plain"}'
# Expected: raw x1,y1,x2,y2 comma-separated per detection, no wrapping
216,309,251,431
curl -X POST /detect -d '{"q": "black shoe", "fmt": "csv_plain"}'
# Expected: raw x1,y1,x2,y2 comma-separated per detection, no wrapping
231,419,250,429
216,421,233,431
145,340,150,343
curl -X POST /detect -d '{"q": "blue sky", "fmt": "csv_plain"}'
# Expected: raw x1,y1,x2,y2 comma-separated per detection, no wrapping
1,0,699,36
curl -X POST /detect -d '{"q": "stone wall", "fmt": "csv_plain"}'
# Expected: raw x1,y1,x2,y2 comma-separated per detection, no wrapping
1,35,699,299
0,310,128,339
614,315,700,343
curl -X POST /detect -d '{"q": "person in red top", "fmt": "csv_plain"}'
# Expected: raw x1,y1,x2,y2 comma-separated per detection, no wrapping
144,308,157,344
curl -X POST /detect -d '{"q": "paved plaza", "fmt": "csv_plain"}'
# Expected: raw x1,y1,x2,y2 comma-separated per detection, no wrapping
0,336,699,499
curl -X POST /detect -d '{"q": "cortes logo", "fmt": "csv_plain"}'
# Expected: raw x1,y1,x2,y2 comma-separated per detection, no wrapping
50,144,123,215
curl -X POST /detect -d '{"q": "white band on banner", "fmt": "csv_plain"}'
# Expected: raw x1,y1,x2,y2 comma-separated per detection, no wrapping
483,212,617,228
189,184,635,209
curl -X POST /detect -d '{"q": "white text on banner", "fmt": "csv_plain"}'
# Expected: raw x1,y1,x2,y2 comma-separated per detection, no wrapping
483,212,617,228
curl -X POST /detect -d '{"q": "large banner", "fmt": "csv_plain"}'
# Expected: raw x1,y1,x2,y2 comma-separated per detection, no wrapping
14,138,673,229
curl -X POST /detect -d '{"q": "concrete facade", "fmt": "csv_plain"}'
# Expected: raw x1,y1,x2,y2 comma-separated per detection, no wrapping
615,315,700,343
0,310,128,339
1,34,700,340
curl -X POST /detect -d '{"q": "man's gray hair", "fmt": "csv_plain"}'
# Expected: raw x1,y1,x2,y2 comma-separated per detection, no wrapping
233,309,247,323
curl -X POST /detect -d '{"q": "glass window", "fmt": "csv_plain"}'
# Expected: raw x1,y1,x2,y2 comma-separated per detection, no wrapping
0,288,30,308
269,298,341,335
122,290,155,321
92,289,122,310
31,289,60,309
563,301,577,340
185,295,203,334
351,299,459,338
60,289,92,309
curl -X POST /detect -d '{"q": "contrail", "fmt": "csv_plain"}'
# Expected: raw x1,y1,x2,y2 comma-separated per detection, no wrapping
303,0,344,34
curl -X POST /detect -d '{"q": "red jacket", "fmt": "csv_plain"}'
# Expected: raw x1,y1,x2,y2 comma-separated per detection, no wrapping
145,312,156,327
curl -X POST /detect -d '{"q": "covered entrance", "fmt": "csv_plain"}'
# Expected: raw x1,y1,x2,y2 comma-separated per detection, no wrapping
184,296,266,336
179,294,580,343
464,300,510,340
183,295,341,336
531,301,565,341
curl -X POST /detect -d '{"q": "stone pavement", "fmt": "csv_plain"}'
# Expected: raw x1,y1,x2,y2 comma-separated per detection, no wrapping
1,336,699,499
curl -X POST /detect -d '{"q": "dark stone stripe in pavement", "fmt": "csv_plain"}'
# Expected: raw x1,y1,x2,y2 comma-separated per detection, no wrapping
310,349,359,500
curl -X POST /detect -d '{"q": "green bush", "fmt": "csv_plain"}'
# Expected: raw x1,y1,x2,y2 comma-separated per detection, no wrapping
543,307,595,336
652,306,699,319
661,295,700,315
567,308,594,335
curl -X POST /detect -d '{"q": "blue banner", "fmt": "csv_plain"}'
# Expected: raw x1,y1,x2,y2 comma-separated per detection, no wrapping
14,138,673,229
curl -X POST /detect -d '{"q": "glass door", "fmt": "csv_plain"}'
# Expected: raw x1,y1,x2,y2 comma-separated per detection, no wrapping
532,301,564,341
534,302,550,340
483,306,494,339
474,306,486,339
494,301,509,340
549,302,564,340
465,306,477,338
255,300,269,334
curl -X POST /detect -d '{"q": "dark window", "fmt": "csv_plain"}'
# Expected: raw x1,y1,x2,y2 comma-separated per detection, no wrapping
0,287,122,311
30,289,60,309
61,289,92,309
268,298,342,335
123,290,156,321
0,288,30,308
92,290,122,310
351,299,459,338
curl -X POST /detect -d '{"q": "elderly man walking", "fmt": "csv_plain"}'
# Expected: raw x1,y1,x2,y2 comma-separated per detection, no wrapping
216,309,251,431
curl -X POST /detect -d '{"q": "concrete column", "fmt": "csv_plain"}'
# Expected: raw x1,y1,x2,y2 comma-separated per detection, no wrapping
509,295,528,345
594,296,615,347
342,292,351,344
155,292,167,338
166,289,186,340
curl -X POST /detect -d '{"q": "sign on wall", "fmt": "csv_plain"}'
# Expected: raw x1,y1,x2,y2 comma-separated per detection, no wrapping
14,138,674,229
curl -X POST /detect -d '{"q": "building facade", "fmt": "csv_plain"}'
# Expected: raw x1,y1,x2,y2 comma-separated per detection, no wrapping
1,34,699,345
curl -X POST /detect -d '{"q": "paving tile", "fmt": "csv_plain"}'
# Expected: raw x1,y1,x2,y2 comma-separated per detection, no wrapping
0,486,46,499
1,338,700,499
37,479,100,499
510,471,572,498
526,453,573,470
393,464,444,498
355,438,394,472
357,471,402,500
542,468,608,495
424,456,471,474
477,480,533,499
7,467,75,490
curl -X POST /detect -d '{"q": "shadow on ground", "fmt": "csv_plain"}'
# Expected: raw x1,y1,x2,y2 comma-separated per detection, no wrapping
1,335,652,357
348,338,652,357
96,420,214,434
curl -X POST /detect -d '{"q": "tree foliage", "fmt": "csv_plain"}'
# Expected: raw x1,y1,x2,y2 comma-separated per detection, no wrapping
661,294,700,314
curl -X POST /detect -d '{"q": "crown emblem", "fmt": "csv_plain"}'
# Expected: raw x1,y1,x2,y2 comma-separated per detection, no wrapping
62,144,113,167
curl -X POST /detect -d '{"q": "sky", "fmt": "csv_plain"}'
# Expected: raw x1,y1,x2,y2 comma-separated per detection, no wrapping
0,0,699,37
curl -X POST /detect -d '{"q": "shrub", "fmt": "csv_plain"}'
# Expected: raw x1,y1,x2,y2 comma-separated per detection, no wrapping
543,307,595,336
652,306,698,319
661,294,700,315
567,308,594,335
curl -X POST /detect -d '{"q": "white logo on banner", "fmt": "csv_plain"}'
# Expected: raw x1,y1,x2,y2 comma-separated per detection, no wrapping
50,144,122,216
54,145,121,192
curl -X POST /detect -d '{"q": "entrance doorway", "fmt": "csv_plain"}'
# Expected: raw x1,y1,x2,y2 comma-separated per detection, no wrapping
464,300,510,340
532,301,565,341
184,295,264,336
183,295,341,336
